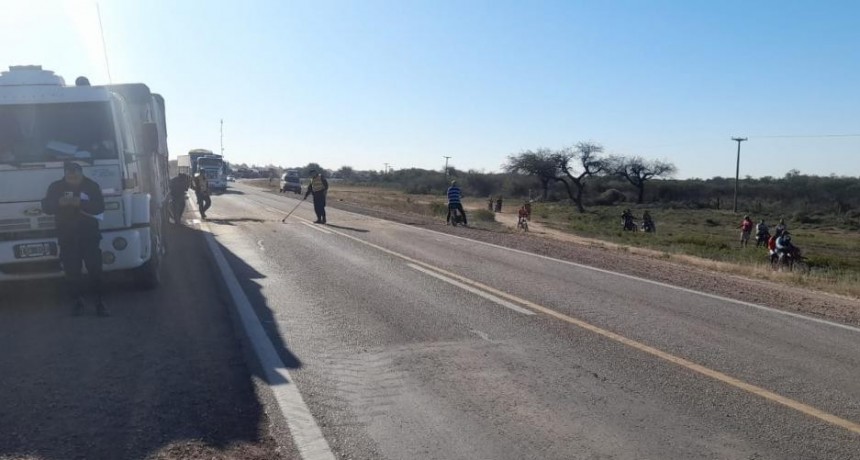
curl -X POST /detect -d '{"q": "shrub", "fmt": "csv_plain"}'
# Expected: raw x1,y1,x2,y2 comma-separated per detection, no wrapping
471,209,496,223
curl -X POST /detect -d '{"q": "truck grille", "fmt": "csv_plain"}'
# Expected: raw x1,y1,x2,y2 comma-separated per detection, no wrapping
0,218,31,232
37,216,56,230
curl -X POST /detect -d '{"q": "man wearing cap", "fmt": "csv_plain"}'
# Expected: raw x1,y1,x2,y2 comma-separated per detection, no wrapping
303,169,329,224
41,162,107,316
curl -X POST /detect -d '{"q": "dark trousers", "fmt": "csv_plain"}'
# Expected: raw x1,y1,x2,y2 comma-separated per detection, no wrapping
313,192,326,222
447,203,467,224
196,191,211,215
171,193,186,224
60,236,103,301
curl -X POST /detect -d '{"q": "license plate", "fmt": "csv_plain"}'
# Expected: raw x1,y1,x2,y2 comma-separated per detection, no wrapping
14,242,58,259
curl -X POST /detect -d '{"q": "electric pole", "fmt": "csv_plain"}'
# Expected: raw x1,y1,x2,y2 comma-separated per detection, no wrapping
443,156,451,178
732,137,747,213
383,163,390,174
220,119,224,157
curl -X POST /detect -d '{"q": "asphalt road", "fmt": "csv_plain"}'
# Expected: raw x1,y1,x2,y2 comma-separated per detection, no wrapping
202,183,860,459
0,208,283,460
3,182,858,459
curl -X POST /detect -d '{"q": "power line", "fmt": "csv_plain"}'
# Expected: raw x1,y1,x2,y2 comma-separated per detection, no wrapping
750,134,860,139
96,3,112,84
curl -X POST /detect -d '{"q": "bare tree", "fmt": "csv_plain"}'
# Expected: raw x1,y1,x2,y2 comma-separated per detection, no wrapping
503,148,558,200
611,156,677,203
552,142,607,213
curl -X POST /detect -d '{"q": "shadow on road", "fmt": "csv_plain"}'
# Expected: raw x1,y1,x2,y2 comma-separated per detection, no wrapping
206,217,267,226
0,223,293,459
219,189,245,195
324,223,370,233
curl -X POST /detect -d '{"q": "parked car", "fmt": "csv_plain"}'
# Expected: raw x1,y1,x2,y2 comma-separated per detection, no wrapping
280,170,301,194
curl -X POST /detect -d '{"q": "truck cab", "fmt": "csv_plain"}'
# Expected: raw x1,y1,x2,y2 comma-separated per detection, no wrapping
0,66,169,287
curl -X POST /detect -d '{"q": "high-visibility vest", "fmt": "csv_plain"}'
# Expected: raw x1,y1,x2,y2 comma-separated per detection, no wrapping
310,175,325,192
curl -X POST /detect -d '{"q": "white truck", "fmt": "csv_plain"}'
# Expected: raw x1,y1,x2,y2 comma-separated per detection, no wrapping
197,154,227,192
0,65,170,288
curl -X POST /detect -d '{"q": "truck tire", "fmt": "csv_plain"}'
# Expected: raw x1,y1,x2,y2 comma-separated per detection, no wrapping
134,234,162,290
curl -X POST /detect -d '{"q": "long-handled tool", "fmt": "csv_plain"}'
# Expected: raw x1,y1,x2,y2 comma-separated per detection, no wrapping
281,198,306,223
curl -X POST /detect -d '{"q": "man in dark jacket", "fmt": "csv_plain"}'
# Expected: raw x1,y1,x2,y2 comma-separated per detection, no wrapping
303,169,329,223
41,162,107,316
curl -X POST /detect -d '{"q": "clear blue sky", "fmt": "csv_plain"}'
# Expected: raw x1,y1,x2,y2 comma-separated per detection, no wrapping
2,0,859,178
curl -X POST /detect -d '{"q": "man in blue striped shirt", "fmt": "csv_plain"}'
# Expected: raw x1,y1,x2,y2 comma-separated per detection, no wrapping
446,180,468,226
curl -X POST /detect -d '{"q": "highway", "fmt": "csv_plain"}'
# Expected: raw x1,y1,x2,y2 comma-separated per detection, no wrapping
2,181,859,459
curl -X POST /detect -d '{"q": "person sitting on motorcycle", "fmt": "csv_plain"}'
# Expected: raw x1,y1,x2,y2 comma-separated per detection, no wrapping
446,180,467,226
642,211,655,232
775,231,796,264
517,204,529,226
621,209,635,231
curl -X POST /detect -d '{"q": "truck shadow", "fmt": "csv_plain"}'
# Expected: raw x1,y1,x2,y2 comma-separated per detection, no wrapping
0,224,299,459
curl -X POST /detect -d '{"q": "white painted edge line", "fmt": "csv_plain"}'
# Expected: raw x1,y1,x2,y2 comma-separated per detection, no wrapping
407,263,535,316
243,185,860,334
301,221,333,234
193,196,336,460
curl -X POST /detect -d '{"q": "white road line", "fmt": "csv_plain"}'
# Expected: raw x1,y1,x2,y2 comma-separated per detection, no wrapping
408,263,535,316
191,194,336,460
301,221,333,234
243,186,860,334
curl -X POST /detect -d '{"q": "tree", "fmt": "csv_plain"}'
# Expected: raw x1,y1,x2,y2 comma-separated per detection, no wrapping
503,148,558,200
610,156,677,203
552,142,607,213
337,166,355,180
300,162,324,177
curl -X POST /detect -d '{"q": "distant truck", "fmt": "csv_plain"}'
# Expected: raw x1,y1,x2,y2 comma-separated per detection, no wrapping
197,154,227,192
0,65,170,287
176,149,226,192
280,170,301,194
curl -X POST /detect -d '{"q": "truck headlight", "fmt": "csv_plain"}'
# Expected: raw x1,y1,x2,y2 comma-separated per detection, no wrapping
102,251,116,265
112,237,128,250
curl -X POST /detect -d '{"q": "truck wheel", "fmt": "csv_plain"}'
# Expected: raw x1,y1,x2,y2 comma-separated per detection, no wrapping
134,238,162,290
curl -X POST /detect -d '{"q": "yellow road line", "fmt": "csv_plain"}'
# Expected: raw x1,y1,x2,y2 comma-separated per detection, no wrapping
312,222,860,436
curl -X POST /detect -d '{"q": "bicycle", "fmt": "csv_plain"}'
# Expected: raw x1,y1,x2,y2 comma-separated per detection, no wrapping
517,215,529,232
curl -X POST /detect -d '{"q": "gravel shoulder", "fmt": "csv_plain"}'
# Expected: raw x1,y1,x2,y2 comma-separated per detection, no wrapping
323,192,860,327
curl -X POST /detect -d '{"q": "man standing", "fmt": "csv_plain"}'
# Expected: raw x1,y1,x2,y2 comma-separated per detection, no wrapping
168,173,190,225
304,169,329,223
192,172,211,219
446,180,468,226
42,162,107,316
739,215,753,248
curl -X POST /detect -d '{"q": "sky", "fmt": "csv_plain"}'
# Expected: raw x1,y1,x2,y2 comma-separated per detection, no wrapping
1,0,859,179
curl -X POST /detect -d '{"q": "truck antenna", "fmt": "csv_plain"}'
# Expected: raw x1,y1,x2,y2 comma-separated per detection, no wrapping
96,3,113,84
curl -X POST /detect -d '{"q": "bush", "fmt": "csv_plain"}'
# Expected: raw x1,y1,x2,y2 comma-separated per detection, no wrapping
471,209,496,223
428,201,448,216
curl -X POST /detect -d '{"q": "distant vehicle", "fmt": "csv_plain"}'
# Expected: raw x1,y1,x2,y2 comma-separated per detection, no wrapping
226,175,235,182
197,154,227,192
280,170,301,194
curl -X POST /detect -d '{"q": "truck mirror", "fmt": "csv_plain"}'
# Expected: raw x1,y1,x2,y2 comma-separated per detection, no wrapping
142,123,159,154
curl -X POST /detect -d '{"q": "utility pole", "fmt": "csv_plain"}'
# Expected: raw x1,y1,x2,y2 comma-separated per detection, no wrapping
732,137,747,213
383,163,390,174
443,156,451,178
220,119,224,157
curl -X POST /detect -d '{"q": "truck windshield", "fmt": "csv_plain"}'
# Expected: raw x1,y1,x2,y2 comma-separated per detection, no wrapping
0,101,118,164
198,159,222,169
